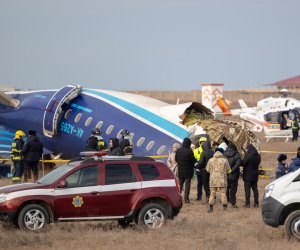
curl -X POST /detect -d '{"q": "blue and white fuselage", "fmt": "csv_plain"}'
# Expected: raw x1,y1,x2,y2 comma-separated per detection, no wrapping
0,86,192,159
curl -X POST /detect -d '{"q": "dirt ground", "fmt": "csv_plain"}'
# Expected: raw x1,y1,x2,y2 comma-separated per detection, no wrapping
0,135,299,250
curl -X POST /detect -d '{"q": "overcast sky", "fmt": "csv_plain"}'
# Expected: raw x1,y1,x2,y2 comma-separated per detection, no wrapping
0,0,299,91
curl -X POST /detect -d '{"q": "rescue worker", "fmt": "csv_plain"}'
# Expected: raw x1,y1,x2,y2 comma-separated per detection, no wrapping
21,130,43,182
11,130,25,182
206,151,231,212
85,128,108,152
197,140,215,203
119,129,133,155
241,144,261,208
175,138,196,204
193,136,207,201
224,139,241,208
291,116,299,142
108,138,123,156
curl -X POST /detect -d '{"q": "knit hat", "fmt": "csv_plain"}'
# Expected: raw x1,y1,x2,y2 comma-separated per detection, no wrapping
277,154,287,162
28,130,36,136
218,142,228,152
172,143,180,149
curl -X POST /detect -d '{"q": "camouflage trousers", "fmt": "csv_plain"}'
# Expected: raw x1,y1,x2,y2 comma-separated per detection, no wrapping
209,187,227,205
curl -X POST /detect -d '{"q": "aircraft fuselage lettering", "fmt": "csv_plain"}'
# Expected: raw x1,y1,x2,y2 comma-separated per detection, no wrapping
71,103,93,113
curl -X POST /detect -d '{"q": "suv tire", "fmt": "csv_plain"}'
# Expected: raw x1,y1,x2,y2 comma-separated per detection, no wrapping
17,204,50,231
284,210,300,240
138,203,167,229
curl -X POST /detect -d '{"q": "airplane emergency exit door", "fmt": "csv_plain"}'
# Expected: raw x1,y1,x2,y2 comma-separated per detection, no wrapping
43,85,82,137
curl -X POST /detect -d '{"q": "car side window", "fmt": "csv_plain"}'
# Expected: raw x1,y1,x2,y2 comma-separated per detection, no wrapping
105,164,136,185
137,164,160,181
65,165,99,188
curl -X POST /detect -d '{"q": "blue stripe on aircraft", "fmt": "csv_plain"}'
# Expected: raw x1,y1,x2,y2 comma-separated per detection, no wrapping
84,89,189,140
0,144,11,149
0,130,14,136
0,137,12,141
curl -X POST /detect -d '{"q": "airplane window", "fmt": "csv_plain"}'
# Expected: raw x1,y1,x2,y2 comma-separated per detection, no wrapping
74,113,82,123
96,121,103,129
157,145,166,155
64,109,72,120
85,117,93,127
137,137,145,147
106,125,114,134
117,129,123,139
146,141,155,151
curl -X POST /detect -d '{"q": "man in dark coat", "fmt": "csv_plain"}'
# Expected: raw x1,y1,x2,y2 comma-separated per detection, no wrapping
20,130,43,182
241,144,261,207
175,138,196,204
288,147,300,173
197,140,214,203
224,142,241,208
108,138,124,156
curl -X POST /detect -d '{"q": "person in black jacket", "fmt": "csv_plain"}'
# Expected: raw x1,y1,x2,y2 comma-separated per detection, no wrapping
108,138,124,156
175,138,196,204
197,140,214,202
241,144,261,208
119,129,133,155
224,141,241,208
20,130,43,182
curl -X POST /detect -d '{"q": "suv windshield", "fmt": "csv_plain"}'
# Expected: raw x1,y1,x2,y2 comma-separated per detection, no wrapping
37,162,78,185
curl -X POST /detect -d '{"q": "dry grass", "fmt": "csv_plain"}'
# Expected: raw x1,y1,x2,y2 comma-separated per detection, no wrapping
0,136,299,250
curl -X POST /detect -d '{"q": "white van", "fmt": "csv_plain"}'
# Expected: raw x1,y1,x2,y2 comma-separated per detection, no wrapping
262,168,300,240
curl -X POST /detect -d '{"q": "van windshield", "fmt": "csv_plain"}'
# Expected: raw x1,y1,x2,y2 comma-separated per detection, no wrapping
37,163,78,185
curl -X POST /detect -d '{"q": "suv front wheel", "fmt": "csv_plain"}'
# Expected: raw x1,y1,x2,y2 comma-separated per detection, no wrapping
17,204,50,231
138,203,167,229
284,210,300,240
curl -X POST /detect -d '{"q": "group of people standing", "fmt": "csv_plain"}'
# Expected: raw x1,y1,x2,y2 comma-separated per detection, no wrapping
275,147,300,178
11,130,43,182
167,136,261,212
84,128,133,156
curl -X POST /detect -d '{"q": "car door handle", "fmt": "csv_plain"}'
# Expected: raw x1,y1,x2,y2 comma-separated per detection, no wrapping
90,191,100,195
130,189,137,192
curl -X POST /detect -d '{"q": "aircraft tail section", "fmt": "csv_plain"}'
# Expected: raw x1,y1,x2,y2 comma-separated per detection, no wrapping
0,91,20,108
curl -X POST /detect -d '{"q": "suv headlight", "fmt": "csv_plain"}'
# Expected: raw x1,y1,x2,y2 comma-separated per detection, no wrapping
0,195,7,203
264,184,275,198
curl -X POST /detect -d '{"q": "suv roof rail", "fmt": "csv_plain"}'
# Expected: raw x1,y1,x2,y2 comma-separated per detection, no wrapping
80,155,155,164
102,155,132,161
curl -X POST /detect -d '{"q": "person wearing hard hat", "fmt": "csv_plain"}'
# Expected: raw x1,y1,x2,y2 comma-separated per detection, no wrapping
193,136,207,202
85,127,108,152
11,130,25,182
119,129,134,155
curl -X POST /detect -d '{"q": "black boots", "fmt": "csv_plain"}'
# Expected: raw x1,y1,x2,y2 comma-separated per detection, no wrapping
184,199,193,204
207,205,213,213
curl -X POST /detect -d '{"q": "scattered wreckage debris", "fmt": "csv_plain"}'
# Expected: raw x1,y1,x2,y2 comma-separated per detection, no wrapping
181,102,260,155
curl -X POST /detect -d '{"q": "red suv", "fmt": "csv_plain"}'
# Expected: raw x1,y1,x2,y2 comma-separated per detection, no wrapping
0,156,182,231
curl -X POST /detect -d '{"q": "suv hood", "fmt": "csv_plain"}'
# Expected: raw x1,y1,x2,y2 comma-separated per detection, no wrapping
0,183,51,194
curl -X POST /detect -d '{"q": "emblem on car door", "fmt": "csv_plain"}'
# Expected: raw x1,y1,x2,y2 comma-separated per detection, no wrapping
72,195,84,207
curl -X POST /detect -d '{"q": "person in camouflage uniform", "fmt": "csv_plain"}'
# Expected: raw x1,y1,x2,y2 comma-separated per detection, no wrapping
206,150,231,212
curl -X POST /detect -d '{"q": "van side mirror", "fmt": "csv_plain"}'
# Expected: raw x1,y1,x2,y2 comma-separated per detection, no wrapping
57,180,67,188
